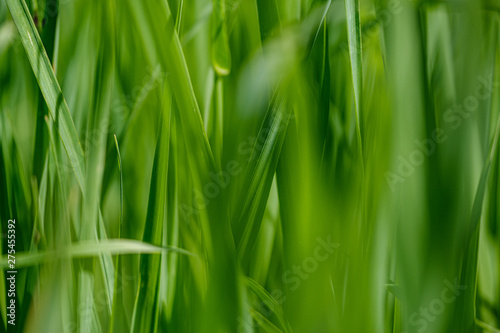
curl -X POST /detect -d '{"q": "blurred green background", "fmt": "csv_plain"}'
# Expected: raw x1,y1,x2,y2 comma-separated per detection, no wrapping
0,0,500,332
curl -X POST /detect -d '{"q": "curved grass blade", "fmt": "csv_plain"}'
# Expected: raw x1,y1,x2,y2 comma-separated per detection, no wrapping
5,0,85,190
245,277,291,332
0,239,193,269
249,309,282,333
234,88,290,265
457,112,500,329
128,2,242,331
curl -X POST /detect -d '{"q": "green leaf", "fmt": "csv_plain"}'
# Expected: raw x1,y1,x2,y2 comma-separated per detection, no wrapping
344,0,364,166
0,239,193,268
210,0,232,75
245,277,291,332
131,78,172,333
5,0,85,190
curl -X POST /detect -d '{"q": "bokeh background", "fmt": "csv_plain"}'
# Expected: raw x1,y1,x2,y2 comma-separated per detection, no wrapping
1,0,500,332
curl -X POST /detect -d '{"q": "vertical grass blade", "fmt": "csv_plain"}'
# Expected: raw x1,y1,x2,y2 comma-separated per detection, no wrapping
344,0,364,164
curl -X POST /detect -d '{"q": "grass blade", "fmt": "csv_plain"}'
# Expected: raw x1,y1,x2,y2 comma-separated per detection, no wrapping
5,0,85,189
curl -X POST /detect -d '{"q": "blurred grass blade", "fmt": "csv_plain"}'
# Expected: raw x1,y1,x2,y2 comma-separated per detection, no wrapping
249,309,282,333
234,89,289,264
0,239,193,268
458,113,500,328
109,135,127,333
256,0,281,42
131,79,172,333
245,277,291,332
210,0,231,75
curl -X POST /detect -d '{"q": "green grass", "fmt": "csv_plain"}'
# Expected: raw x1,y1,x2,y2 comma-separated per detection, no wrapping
1,0,500,332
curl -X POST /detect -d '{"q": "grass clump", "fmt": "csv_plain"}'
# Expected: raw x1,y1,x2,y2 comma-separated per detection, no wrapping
1,0,500,332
